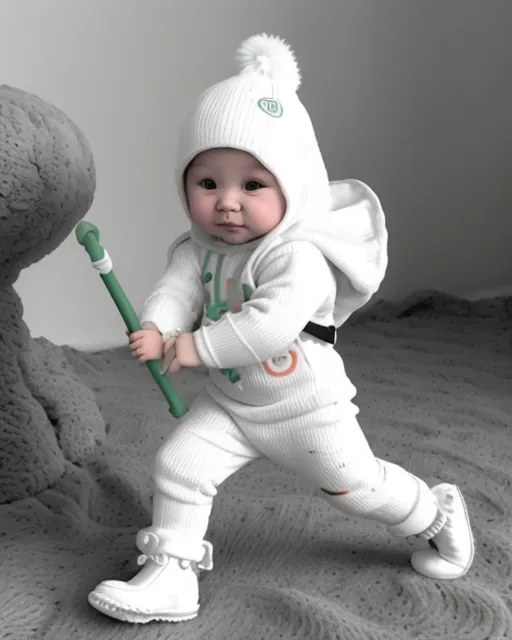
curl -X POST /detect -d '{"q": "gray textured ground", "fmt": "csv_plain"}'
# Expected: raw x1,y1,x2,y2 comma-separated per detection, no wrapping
1,292,511,640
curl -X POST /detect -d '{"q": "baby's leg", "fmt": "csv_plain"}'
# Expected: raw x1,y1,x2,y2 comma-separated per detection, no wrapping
88,389,260,623
243,401,474,580
149,389,261,559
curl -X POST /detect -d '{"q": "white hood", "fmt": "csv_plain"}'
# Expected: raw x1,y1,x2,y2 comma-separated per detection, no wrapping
167,180,388,327
170,178,388,330
269,179,388,328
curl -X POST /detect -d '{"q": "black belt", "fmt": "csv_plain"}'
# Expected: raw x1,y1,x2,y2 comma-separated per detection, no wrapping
302,322,337,345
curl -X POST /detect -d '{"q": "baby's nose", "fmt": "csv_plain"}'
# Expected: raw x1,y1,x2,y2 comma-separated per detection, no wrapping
217,191,241,212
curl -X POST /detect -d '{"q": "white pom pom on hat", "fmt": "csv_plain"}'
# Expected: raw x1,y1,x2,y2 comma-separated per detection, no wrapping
235,33,301,92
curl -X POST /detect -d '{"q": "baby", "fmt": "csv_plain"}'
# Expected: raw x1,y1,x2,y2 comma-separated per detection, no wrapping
88,34,474,624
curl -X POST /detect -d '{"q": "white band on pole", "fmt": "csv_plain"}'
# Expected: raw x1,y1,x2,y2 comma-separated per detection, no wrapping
91,250,113,274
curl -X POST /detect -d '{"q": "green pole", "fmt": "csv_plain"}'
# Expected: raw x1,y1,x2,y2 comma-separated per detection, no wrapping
75,221,188,418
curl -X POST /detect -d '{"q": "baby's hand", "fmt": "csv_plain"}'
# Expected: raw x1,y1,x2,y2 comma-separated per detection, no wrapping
160,333,202,374
129,328,164,363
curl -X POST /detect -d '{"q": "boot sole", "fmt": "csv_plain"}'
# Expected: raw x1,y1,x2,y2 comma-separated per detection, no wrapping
88,591,199,623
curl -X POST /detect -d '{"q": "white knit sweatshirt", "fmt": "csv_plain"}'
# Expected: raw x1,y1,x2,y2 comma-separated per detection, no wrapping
140,180,388,415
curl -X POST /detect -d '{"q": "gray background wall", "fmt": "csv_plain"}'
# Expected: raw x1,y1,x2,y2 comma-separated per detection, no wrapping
3,0,511,350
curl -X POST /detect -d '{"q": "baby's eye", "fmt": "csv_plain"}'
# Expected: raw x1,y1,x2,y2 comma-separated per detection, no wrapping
245,180,264,191
200,178,217,190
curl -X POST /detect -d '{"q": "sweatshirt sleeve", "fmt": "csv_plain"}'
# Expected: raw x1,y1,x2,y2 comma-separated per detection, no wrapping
193,241,334,368
139,238,204,340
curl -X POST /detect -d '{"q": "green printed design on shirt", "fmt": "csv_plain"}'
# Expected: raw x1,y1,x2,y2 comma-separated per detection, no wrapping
201,250,241,383
242,284,253,302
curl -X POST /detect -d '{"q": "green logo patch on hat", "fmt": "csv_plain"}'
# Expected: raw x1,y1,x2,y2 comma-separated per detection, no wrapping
257,97,283,118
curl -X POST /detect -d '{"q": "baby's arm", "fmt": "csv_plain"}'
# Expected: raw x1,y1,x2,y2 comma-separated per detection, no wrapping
139,238,204,339
193,241,333,369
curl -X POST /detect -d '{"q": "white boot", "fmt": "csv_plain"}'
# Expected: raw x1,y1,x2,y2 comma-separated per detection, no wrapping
88,529,213,623
411,483,474,579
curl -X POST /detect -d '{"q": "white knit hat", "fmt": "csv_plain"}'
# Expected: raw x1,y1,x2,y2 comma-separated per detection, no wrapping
175,33,330,234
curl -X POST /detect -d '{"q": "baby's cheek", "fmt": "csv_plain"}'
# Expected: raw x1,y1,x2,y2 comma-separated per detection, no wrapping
190,203,212,226
257,210,283,234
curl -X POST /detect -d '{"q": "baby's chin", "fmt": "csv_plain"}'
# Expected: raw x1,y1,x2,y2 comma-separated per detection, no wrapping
215,226,259,245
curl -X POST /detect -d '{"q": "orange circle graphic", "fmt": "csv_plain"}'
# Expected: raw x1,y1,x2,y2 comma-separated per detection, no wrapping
263,350,298,377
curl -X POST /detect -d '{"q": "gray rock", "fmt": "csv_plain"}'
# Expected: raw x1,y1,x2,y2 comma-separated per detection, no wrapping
0,85,106,503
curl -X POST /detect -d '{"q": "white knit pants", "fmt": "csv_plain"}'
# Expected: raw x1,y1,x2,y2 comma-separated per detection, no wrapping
150,390,440,561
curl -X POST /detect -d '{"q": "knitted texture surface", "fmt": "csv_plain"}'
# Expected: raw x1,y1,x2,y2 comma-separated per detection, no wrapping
0,85,105,503
1,292,510,639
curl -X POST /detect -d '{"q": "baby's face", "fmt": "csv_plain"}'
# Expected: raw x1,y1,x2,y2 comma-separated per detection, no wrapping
185,148,286,244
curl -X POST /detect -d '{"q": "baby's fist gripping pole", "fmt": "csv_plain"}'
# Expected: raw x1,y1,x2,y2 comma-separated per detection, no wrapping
75,221,188,419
